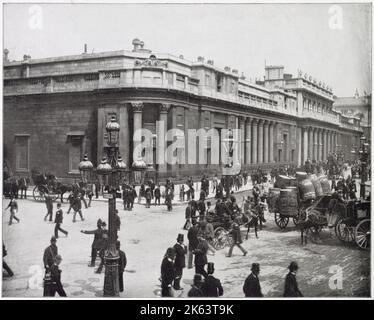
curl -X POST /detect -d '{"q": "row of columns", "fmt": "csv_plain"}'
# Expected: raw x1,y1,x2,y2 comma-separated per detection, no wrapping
300,126,339,164
242,118,277,165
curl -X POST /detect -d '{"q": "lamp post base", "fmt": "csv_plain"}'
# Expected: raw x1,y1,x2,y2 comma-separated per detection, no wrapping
103,255,120,297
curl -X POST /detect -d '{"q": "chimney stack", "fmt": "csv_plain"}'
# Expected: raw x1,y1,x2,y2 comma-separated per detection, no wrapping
224,66,231,72
232,69,238,74
132,38,141,52
84,44,87,54
207,59,214,65
179,55,184,59
240,72,246,80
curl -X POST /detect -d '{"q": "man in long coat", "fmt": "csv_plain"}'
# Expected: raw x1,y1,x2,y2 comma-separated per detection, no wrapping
243,263,263,297
173,234,187,290
81,219,104,267
161,247,176,297
283,261,303,297
201,262,223,297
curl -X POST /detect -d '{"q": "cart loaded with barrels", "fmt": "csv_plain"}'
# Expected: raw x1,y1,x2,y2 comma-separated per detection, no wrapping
267,173,332,229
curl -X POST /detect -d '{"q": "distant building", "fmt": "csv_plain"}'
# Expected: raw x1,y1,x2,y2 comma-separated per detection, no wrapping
334,90,371,145
3,39,363,182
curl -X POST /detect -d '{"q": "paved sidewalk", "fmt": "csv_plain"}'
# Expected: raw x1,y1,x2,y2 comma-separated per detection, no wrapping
17,178,257,207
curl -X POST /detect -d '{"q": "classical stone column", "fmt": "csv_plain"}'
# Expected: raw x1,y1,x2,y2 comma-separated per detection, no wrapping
297,127,302,166
263,120,269,163
119,104,130,168
269,121,274,163
318,129,323,161
251,119,258,164
257,120,264,164
323,130,327,161
131,101,144,161
313,129,318,161
327,130,331,156
239,117,246,166
303,127,308,165
245,118,252,165
157,103,170,174
308,127,313,161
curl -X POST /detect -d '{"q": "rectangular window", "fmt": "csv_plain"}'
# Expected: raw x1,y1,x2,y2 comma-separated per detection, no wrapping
68,136,83,173
15,135,30,172
205,74,211,87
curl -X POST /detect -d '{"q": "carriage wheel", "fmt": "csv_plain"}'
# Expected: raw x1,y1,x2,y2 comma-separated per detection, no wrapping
211,227,229,250
274,213,289,229
355,219,370,250
335,218,355,243
33,186,46,202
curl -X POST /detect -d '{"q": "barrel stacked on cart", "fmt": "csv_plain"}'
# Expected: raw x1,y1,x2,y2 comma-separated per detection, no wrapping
269,173,332,229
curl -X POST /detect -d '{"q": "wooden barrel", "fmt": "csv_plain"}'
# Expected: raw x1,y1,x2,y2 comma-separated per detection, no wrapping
295,171,308,180
311,178,324,197
277,189,298,216
318,175,331,195
274,175,290,189
299,178,316,200
268,188,281,211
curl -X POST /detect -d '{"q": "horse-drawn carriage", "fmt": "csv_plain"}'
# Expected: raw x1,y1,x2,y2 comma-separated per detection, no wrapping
335,199,371,250
31,173,60,201
206,205,248,250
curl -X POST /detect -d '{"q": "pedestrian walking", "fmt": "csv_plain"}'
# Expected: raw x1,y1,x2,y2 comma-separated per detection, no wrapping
179,185,185,202
193,236,209,278
44,193,54,222
154,184,161,205
81,219,104,267
145,187,152,208
116,241,127,293
6,196,20,225
187,274,204,297
173,234,187,290
94,179,101,199
72,194,84,222
3,243,14,277
243,263,263,297
160,247,176,297
54,203,68,238
283,262,303,297
227,222,247,257
66,191,74,214
46,254,67,297
201,262,223,297
165,187,173,211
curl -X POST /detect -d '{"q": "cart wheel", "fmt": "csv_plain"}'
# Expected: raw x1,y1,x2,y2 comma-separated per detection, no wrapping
274,213,289,229
355,219,370,250
33,186,46,202
211,227,229,250
335,218,355,243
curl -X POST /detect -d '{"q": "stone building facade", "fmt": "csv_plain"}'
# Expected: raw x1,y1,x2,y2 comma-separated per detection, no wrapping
3,39,363,181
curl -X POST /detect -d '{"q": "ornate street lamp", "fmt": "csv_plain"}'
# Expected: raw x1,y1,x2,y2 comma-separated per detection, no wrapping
78,154,93,184
79,115,127,297
132,157,147,184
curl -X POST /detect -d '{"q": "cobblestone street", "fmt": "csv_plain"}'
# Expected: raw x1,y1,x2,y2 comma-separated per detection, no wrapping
2,191,370,298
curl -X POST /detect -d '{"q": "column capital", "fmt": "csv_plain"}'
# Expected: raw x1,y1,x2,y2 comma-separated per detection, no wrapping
159,103,171,114
130,101,144,112
252,118,259,125
263,120,269,126
257,119,264,125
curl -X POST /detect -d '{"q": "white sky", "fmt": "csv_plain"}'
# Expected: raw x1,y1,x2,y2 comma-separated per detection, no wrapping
3,2,372,97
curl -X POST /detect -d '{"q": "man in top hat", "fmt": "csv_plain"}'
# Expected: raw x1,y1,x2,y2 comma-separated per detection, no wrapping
283,261,303,297
161,247,176,297
173,234,187,290
187,218,199,269
188,274,204,297
243,263,263,297
201,262,223,297
116,241,127,293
